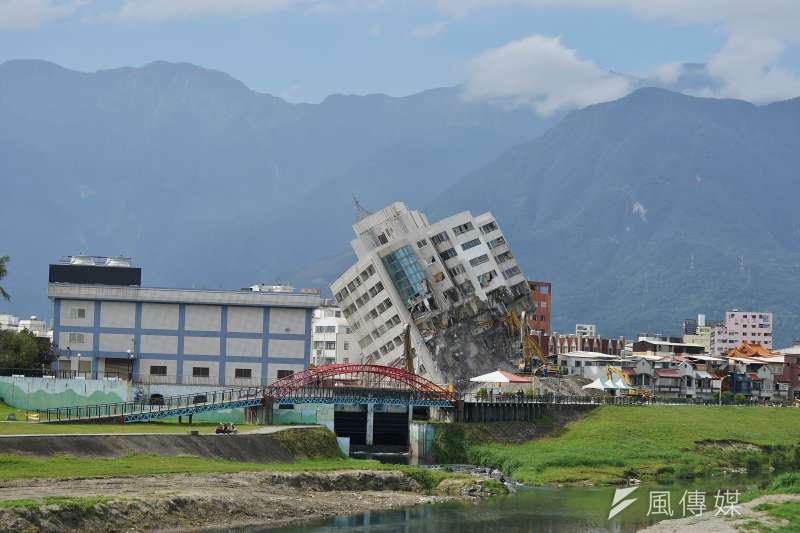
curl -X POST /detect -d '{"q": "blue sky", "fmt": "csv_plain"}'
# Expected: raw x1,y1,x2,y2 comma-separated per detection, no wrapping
1,1,799,107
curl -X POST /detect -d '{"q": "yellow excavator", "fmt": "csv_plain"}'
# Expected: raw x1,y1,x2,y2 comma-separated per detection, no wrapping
607,367,652,401
505,310,557,374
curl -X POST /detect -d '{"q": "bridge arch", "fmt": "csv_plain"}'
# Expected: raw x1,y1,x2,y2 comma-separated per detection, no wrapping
263,364,453,402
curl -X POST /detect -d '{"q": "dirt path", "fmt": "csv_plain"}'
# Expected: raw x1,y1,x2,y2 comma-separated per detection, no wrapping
640,494,800,532
0,470,462,533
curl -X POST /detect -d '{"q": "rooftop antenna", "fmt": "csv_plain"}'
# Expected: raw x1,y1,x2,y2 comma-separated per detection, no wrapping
353,193,372,222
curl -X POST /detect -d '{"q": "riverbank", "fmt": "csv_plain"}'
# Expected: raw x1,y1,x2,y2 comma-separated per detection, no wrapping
438,405,800,485
0,469,500,532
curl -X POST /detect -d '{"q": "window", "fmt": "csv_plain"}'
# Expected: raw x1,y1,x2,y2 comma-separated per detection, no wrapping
503,266,521,279
426,256,437,265
452,222,474,235
539,285,550,294
449,264,466,276
417,239,428,248
192,367,210,378
70,308,87,319
440,248,458,260
314,341,326,349
431,231,449,245
314,325,336,333
343,342,350,351
277,370,294,379
461,238,481,251
495,251,513,264
149,366,167,376
234,368,252,379
469,254,490,267
68,332,86,344
480,221,498,234
487,236,506,249
377,233,388,245
325,341,336,350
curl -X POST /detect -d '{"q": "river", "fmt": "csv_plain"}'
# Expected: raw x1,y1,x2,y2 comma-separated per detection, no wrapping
240,476,761,532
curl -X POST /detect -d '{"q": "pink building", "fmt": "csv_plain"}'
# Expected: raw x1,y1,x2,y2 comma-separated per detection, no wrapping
711,309,773,357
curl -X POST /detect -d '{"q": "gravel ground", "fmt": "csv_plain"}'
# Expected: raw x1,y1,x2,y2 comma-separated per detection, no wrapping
0,470,458,533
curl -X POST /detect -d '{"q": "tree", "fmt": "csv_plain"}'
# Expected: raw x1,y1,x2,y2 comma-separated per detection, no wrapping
0,255,9,301
0,330,39,369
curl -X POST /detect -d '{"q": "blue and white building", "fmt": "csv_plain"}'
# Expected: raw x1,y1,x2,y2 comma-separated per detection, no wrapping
48,256,320,386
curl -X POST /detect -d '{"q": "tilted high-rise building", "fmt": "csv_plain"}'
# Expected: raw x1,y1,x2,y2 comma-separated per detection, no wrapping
330,202,533,384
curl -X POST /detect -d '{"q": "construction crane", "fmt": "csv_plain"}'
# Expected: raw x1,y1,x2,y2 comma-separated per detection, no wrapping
505,310,550,373
607,367,652,401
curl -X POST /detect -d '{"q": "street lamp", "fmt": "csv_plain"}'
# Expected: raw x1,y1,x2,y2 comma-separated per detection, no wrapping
76,353,82,378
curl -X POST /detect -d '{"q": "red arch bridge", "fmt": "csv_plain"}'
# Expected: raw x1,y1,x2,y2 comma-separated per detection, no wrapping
36,364,456,424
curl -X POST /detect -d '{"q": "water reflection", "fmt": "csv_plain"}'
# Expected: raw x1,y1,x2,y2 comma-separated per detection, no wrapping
222,476,763,533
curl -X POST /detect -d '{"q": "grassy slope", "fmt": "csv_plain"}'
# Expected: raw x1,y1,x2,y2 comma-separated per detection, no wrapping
468,406,800,485
0,402,27,421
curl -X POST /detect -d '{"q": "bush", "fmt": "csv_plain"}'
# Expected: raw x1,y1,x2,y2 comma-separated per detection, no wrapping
735,393,746,404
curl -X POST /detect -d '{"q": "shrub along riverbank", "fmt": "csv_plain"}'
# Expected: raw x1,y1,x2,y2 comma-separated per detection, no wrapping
435,405,800,485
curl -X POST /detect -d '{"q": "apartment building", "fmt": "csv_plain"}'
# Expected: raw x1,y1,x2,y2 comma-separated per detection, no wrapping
49,255,319,386
311,304,356,366
711,309,773,357
575,324,597,338
330,202,531,383
528,281,551,334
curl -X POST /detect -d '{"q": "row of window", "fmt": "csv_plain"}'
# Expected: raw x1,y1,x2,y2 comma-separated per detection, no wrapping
313,341,338,350
503,266,522,279
334,264,378,303
452,221,474,236
461,238,481,251
314,325,336,333
469,254,490,267
441,247,458,260
487,236,506,249
149,366,255,379
358,312,402,349
496,251,514,264
449,264,466,277
431,231,449,245
480,221,498,234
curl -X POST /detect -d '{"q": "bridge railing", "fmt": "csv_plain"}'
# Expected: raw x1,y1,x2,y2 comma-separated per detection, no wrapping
36,386,265,423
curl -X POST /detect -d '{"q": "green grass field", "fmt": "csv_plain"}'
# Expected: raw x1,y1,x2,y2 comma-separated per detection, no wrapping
0,402,27,421
467,406,800,485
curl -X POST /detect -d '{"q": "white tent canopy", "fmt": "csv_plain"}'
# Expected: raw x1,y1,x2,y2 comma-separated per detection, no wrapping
582,377,631,391
470,370,530,384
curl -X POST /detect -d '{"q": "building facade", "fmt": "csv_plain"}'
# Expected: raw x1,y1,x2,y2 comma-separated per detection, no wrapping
575,324,597,338
527,281,551,334
311,304,356,366
331,202,531,383
711,310,773,357
49,256,319,386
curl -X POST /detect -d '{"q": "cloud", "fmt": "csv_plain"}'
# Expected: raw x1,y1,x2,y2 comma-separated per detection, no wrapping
705,31,800,103
632,201,647,221
463,35,631,115
410,20,446,39
0,0,85,30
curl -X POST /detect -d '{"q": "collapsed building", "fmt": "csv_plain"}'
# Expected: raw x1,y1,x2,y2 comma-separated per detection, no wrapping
330,201,535,385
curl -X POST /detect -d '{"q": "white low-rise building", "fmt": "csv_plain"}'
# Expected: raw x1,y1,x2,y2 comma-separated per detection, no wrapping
311,304,356,366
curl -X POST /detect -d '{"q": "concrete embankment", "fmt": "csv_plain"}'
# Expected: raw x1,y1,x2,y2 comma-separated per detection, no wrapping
0,470,496,532
0,427,341,463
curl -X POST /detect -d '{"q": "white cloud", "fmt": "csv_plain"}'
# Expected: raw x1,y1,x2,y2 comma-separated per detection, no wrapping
410,20,446,39
0,0,85,30
651,62,683,84
705,31,800,104
463,35,631,115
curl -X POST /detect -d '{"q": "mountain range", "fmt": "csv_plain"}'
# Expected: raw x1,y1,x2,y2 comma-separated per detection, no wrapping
2,59,799,346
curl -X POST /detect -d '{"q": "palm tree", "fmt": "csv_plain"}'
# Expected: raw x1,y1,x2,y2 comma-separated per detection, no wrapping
0,255,9,301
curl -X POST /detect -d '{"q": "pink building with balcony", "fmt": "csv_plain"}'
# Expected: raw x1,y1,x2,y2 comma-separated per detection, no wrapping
711,309,773,357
